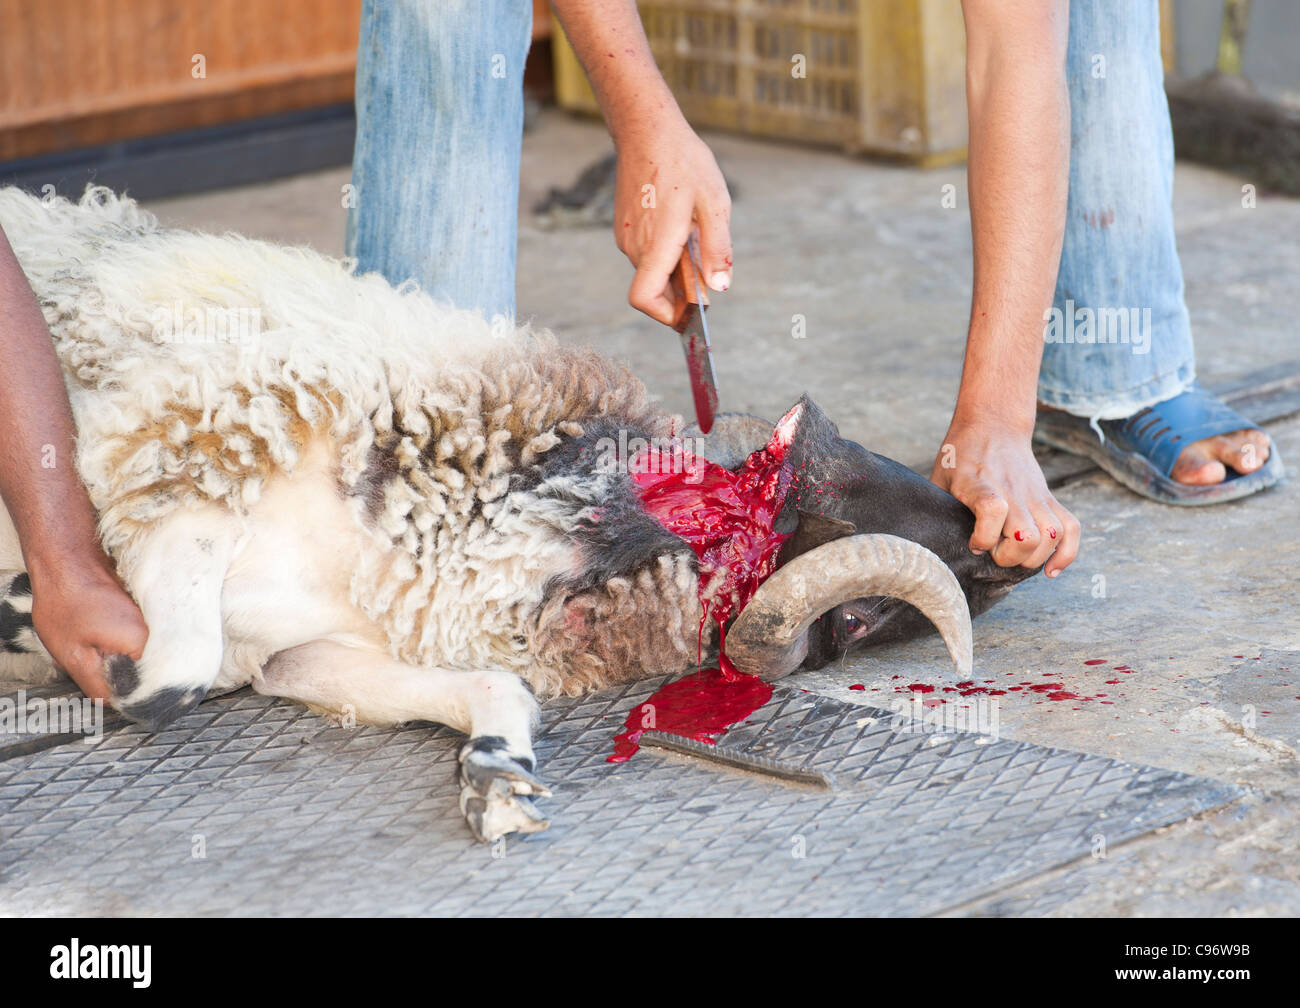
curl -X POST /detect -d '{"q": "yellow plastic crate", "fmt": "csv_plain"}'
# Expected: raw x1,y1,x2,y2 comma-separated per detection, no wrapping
552,0,969,166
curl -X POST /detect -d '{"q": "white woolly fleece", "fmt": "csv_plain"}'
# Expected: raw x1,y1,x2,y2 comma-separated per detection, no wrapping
0,186,624,684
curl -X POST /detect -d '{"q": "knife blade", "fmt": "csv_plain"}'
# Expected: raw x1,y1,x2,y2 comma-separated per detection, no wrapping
638,731,834,788
670,233,719,434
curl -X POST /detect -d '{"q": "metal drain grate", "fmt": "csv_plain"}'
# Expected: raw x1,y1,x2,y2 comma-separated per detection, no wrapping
0,679,1242,916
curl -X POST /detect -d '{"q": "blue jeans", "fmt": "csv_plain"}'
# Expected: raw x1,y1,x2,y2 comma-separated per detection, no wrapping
1040,0,1196,420
346,0,533,321
349,0,1195,422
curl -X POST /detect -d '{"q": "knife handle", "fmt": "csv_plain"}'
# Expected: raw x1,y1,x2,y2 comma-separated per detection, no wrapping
670,241,709,330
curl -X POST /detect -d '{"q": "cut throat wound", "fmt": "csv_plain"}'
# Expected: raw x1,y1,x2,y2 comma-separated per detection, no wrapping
609,405,802,762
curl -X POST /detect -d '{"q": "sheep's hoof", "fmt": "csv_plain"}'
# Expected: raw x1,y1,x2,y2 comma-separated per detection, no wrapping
458,737,551,843
107,654,208,731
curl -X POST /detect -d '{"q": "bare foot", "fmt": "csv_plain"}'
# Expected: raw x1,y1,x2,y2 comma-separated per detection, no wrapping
1168,429,1271,485
1037,402,1272,486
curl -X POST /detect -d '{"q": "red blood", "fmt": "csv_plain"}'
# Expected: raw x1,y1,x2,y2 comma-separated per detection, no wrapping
1105,679,1121,685
609,667,773,763
1083,659,1107,666
609,414,796,762
908,683,936,694
848,684,866,691
630,415,793,644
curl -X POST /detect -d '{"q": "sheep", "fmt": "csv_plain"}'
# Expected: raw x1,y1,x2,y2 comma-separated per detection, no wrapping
0,187,1034,842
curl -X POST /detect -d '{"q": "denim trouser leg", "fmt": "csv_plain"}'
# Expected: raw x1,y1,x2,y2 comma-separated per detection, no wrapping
347,0,532,321
1038,0,1196,420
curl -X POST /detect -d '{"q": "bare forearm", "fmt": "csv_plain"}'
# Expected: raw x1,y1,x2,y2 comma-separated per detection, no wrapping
551,0,733,322
0,227,104,579
957,0,1070,434
1,224,148,697
550,0,685,145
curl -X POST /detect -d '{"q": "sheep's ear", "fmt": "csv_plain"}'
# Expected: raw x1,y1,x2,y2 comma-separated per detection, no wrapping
776,511,856,568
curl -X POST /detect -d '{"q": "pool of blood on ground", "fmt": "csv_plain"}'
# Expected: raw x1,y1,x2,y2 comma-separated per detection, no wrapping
609,411,799,762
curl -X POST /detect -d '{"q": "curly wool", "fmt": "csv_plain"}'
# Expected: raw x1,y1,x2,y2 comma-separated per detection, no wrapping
0,186,704,696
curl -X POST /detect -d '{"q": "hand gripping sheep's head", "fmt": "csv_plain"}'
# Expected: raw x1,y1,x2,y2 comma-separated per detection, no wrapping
699,397,1039,682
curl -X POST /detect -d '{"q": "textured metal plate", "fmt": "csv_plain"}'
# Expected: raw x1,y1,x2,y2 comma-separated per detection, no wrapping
0,679,1243,916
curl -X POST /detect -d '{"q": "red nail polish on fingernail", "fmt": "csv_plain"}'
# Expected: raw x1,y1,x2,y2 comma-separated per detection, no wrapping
1014,530,1025,542
1049,527,1057,539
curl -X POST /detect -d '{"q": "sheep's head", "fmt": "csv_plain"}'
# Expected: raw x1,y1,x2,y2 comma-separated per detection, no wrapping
697,397,1039,681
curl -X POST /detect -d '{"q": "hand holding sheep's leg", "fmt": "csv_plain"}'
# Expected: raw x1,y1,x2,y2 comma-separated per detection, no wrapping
0,225,149,700
256,639,548,843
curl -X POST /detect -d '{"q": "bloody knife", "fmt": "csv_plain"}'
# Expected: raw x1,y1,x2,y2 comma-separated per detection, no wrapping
670,233,719,434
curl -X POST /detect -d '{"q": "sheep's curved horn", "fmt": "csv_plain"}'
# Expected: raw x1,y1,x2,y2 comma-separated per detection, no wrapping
726,533,973,681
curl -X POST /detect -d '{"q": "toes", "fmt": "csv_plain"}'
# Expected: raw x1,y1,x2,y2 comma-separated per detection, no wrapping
1218,429,1271,474
1171,454,1226,485
1172,429,1272,484
1170,441,1226,485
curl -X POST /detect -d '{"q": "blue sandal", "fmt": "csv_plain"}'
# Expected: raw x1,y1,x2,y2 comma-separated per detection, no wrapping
1034,382,1285,505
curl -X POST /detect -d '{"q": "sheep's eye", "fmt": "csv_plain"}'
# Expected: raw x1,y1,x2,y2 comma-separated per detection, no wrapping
842,612,862,632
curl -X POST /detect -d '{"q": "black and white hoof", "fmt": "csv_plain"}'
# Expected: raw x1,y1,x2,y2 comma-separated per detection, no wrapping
458,736,551,843
106,653,208,732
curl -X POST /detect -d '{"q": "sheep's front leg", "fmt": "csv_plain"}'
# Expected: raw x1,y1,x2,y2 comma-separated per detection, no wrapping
109,509,238,729
256,640,549,843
